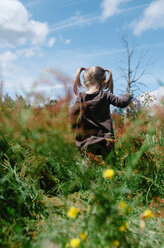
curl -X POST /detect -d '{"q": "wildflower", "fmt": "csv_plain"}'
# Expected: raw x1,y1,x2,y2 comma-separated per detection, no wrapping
119,222,128,232
116,151,119,156
120,201,127,209
103,169,114,179
142,209,153,219
87,205,91,212
70,238,81,248
119,225,126,232
113,240,120,247
125,222,129,228
140,219,145,230
67,206,80,219
80,232,87,241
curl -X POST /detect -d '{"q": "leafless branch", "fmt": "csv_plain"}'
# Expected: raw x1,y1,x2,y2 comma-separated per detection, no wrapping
121,36,151,95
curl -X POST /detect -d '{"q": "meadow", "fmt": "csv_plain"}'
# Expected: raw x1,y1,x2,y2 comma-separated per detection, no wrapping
0,80,164,248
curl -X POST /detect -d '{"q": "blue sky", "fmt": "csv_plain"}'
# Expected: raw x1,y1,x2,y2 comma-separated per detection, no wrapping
0,0,164,99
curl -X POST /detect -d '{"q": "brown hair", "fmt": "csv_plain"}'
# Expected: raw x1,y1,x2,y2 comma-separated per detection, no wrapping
73,66,113,95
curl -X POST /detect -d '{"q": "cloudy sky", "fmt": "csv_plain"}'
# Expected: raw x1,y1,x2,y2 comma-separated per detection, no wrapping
0,0,164,98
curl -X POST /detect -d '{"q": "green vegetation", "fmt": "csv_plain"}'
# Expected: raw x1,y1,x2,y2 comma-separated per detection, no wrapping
0,88,164,248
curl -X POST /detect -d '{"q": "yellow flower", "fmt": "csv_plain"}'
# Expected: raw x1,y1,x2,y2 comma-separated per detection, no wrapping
80,232,87,241
70,238,81,248
103,169,114,179
143,209,153,219
113,240,120,247
119,225,126,232
124,222,129,228
119,222,128,232
140,219,145,230
67,206,80,219
87,205,91,212
116,151,119,156
120,201,127,209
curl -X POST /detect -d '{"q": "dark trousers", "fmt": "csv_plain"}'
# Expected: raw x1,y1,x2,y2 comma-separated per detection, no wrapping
86,140,115,161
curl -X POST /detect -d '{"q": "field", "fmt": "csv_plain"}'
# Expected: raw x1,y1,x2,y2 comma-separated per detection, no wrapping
0,83,164,248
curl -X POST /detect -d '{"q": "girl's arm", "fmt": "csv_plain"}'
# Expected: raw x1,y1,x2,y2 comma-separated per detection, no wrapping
69,97,80,129
107,92,132,108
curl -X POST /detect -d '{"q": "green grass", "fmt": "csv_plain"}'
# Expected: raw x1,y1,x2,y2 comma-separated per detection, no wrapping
0,92,164,248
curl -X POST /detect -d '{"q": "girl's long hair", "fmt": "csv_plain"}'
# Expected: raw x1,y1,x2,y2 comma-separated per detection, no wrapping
103,69,113,93
73,67,86,95
73,66,113,95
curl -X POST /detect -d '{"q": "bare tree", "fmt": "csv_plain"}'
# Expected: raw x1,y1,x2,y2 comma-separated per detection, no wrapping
121,36,151,95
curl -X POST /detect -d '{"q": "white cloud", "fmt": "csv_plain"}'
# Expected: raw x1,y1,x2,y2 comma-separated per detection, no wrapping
65,39,71,45
149,86,164,104
0,47,42,79
132,0,164,36
23,48,37,57
0,51,18,74
101,0,129,21
0,0,49,47
47,37,56,47
51,15,99,31
138,86,164,106
16,47,41,58
75,48,125,58
26,0,41,7
59,35,71,45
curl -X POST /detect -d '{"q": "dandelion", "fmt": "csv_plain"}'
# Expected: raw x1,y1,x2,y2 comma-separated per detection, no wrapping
80,232,87,241
124,222,129,228
119,222,128,232
113,240,120,247
67,206,80,219
116,151,119,156
120,201,127,209
70,238,81,248
103,169,114,179
119,225,126,232
142,209,153,219
87,205,91,212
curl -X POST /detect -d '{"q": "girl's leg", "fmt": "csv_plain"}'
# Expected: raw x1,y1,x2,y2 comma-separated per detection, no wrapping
86,141,109,160
85,140,116,163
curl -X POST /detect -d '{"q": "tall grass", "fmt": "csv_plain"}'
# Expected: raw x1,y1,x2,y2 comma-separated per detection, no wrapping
0,78,163,248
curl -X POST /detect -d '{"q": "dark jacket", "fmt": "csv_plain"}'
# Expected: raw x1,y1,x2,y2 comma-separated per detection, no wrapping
70,90,131,150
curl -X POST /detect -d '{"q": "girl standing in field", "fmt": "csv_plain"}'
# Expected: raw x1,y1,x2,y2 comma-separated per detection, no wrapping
70,66,132,160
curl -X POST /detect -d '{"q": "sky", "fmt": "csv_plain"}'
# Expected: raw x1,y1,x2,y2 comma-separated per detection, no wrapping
0,0,164,100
